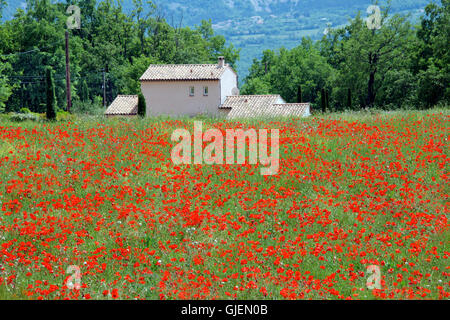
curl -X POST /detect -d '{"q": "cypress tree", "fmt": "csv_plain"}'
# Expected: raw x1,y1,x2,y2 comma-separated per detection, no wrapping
46,67,56,120
297,85,303,103
321,88,326,113
138,93,146,117
347,88,352,109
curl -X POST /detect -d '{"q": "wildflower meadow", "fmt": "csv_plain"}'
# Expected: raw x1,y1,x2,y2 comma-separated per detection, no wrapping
0,109,448,300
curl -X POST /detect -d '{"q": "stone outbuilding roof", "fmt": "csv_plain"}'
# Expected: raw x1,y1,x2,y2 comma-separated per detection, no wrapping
220,95,284,110
105,95,138,116
222,95,311,119
224,95,310,119
269,103,311,118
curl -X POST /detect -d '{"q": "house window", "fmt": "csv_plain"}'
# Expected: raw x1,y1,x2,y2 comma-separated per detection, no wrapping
189,86,195,96
203,86,209,96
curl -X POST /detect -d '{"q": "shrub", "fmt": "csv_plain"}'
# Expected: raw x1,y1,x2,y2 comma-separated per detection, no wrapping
57,110,76,121
8,112,40,122
72,97,105,115
138,93,146,117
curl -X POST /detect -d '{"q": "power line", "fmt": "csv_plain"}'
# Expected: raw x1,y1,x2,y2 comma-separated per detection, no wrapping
8,72,106,82
0,39,64,58
9,75,47,79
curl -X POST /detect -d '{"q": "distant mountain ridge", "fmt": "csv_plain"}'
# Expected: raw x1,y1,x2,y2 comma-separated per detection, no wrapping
2,0,429,77
153,0,428,77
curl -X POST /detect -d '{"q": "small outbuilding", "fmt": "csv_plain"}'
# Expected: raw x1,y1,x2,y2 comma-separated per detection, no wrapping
220,95,311,119
105,95,138,117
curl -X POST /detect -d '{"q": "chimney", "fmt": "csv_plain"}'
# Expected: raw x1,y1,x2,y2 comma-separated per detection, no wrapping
218,56,225,68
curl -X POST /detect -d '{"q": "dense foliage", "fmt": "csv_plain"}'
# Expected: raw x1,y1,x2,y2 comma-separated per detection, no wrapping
138,92,145,117
3,0,431,77
242,1,449,110
0,0,447,113
0,0,240,114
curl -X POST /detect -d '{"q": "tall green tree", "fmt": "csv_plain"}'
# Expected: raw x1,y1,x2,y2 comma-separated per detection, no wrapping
137,92,145,117
321,3,415,108
321,88,326,113
347,88,352,109
414,0,449,106
242,39,334,104
0,60,12,112
325,89,330,111
0,0,240,113
46,67,56,120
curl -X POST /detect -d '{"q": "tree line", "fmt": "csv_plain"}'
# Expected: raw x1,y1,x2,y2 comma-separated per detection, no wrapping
242,0,449,110
0,0,448,114
0,0,240,114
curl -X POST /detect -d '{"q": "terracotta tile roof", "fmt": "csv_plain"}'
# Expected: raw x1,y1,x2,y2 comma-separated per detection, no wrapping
139,64,231,81
224,95,310,119
105,95,138,116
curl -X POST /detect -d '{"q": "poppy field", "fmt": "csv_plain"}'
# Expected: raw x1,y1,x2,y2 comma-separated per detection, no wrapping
0,110,448,300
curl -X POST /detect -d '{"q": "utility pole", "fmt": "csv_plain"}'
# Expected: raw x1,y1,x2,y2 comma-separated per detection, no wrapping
103,70,106,107
65,31,72,113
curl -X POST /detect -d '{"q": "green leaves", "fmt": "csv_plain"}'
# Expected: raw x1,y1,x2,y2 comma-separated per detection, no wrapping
0,1,239,113
242,44,334,105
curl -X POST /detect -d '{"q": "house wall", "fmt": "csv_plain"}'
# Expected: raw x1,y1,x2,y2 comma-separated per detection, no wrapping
220,68,238,105
140,66,238,117
303,105,311,117
140,80,221,117
276,96,285,104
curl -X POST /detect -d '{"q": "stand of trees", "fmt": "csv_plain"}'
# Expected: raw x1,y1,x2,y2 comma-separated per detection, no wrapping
242,0,449,110
0,0,448,113
0,0,240,113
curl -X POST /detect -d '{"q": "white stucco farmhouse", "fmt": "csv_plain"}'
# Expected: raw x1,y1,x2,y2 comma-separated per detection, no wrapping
139,57,238,117
105,57,310,118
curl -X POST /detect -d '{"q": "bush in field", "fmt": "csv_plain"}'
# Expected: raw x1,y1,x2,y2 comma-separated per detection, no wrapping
20,107,32,114
72,96,105,115
8,112,40,122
